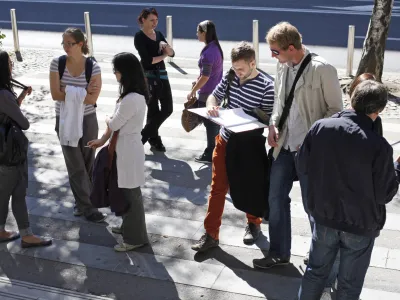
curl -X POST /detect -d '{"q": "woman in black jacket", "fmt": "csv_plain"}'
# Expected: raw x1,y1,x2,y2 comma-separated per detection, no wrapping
0,51,52,248
134,7,175,152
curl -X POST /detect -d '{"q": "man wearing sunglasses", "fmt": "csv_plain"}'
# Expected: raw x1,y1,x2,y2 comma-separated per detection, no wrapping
253,22,342,277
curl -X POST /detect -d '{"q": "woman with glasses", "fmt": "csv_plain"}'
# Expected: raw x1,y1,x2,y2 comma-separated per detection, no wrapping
49,27,106,223
134,7,175,152
88,53,149,252
187,20,223,163
0,50,52,248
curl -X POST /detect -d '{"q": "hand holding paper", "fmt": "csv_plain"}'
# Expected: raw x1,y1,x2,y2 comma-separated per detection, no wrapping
188,107,268,133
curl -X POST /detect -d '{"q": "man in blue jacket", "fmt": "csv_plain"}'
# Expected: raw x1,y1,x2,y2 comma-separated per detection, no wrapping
296,80,398,300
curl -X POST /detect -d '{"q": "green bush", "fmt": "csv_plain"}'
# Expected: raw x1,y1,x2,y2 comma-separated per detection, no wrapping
0,30,5,47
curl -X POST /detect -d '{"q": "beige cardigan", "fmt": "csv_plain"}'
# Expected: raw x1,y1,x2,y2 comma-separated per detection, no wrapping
269,51,343,159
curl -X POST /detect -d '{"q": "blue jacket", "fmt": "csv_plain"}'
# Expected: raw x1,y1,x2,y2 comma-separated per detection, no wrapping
297,110,398,237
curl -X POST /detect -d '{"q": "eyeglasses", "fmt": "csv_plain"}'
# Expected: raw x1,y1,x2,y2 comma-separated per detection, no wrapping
61,42,78,48
113,68,119,74
8,61,14,68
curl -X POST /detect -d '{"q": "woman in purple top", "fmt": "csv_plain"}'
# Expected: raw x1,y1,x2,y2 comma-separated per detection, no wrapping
187,20,223,163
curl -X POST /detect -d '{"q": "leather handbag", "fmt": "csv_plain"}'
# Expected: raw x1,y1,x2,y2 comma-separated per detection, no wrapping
181,82,203,132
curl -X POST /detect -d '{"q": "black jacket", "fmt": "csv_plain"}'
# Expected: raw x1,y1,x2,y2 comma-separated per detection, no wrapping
226,129,270,218
90,147,128,216
297,110,398,237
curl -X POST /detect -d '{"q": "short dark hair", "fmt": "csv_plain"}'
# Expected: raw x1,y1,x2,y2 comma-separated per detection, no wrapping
351,80,388,115
112,52,149,103
231,41,255,63
137,7,158,25
63,28,89,55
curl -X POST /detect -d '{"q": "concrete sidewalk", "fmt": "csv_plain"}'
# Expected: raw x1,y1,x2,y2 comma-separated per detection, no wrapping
0,49,400,300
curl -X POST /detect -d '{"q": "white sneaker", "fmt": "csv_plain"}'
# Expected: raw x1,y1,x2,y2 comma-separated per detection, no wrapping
320,288,332,300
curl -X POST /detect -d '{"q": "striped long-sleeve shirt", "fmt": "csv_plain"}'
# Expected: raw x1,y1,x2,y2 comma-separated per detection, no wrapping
212,71,275,140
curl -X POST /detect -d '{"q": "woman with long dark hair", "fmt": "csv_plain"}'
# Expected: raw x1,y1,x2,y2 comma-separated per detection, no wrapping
88,52,149,252
0,51,52,247
187,20,223,163
49,27,106,223
134,7,175,152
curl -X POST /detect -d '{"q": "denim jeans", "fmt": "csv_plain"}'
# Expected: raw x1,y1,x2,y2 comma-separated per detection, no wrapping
268,148,308,258
268,149,339,286
298,223,375,300
197,95,220,157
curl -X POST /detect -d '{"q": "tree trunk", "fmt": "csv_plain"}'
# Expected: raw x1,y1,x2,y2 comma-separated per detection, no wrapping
355,0,393,82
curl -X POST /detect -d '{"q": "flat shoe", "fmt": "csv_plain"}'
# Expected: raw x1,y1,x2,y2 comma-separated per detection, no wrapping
21,238,52,248
114,243,144,252
0,231,20,243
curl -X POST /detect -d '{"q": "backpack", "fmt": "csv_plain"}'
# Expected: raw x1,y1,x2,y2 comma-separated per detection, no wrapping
58,55,97,107
58,55,96,83
0,113,28,166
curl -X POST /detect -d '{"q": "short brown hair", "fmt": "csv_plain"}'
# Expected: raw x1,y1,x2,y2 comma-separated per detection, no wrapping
266,22,302,50
231,41,255,63
63,28,89,55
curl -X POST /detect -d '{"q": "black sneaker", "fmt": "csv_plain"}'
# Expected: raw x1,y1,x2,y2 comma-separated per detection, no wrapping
243,223,261,244
73,207,84,217
149,138,166,152
195,153,212,164
191,233,219,252
86,212,107,223
253,256,290,269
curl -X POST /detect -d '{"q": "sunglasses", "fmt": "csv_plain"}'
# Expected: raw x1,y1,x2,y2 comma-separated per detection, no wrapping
61,42,78,48
270,44,294,56
144,7,157,13
270,49,280,55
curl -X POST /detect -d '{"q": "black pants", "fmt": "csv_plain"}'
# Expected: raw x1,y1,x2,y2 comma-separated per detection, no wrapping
197,94,220,157
142,77,173,143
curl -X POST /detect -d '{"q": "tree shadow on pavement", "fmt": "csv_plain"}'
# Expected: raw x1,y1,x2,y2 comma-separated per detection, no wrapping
145,152,213,205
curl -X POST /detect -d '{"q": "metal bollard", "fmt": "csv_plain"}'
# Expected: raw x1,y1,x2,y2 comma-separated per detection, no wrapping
346,25,355,77
10,9,22,62
84,12,94,58
166,15,173,63
253,20,259,68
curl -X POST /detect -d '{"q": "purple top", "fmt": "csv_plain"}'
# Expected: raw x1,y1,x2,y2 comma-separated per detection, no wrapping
198,41,223,96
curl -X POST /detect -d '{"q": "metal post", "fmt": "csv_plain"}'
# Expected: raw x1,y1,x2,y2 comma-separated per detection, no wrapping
166,15,173,63
253,20,259,68
346,25,355,77
84,12,94,57
10,9,22,62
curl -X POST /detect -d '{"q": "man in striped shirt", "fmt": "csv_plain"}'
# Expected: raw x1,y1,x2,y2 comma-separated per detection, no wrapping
192,42,274,252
